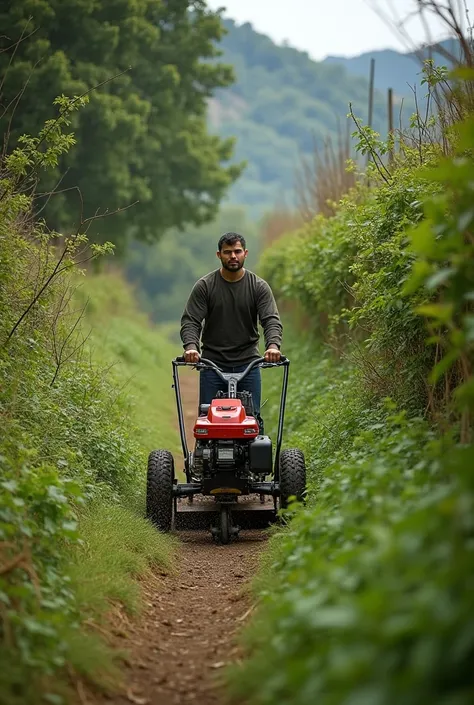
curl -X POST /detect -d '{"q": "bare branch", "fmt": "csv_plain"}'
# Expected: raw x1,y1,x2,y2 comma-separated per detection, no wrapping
32,169,71,218
1,62,39,159
81,199,139,225
0,19,36,97
348,103,392,184
50,297,90,386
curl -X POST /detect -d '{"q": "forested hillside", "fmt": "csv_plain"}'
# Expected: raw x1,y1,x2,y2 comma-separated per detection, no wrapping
323,37,459,96
208,19,394,213
226,27,474,705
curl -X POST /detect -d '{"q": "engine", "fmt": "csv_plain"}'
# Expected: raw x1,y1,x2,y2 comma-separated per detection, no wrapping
191,396,273,484
192,435,273,481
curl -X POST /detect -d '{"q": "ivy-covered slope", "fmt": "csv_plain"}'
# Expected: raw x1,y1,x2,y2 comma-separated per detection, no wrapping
0,107,179,703
227,75,474,705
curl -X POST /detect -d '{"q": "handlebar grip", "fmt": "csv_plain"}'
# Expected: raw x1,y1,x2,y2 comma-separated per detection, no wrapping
175,354,289,367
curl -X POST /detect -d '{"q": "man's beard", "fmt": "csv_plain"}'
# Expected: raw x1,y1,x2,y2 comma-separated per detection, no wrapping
222,259,244,271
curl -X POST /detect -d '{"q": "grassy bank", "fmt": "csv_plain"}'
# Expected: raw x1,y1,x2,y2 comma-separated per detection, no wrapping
1,225,180,702
76,270,181,459
227,75,474,705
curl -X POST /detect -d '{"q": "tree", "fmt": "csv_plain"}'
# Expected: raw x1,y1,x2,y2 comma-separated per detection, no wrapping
0,0,243,244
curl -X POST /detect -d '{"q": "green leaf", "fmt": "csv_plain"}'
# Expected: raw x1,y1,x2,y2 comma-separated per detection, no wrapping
402,260,432,295
416,303,454,324
454,377,474,410
1,480,18,492
450,66,474,81
457,208,474,232
464,315,474,343
409,221,437,257
425,267,456,291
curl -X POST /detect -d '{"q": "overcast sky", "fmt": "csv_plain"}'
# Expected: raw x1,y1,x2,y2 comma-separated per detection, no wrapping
207,0,474,60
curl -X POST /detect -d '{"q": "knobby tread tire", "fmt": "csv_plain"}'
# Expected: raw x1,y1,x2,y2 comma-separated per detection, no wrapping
146,449,175,532
279,448,306,508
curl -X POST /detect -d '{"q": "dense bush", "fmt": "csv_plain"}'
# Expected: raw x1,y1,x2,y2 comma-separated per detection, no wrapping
260,154,444,410
0,100,176,703
229,79,474,705
229,424,472,705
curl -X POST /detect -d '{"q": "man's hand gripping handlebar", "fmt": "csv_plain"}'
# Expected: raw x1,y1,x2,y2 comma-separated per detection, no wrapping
183,348,281,365
184,349,200,364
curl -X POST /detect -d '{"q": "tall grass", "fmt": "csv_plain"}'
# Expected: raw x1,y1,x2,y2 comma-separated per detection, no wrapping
76,270,181,458
295,125,356,221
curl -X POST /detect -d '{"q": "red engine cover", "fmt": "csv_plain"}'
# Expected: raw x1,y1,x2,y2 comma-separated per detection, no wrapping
193,398,259,439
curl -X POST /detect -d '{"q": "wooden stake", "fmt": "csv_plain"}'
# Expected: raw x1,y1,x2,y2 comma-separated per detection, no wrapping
388,87,394,165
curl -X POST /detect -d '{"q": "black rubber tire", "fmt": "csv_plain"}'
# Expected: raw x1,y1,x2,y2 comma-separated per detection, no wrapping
146,450,175,531
220,506,230,545
279,448,306,508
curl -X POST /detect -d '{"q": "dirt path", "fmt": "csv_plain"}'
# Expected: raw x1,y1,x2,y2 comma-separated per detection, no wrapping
91,366,266,705
101,531,265,705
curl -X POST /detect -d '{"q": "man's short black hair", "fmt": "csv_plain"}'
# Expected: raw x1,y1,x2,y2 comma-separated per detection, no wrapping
217,232,246,251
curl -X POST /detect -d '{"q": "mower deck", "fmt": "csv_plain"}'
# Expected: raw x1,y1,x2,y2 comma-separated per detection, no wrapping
174,494,277,531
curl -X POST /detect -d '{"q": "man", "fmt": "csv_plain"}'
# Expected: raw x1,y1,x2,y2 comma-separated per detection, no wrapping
180,232,283,430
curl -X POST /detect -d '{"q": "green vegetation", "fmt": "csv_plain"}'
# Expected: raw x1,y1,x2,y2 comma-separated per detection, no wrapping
227,66,474,705
210,18,409,214
2,3,473,703
0,91,179,702
76,271,180,455
1,0,241,244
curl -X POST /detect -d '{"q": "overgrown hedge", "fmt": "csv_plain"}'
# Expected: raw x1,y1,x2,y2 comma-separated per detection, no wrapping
229,83,474,704
232,335,473,705
0,101,174,703
260,157,441,411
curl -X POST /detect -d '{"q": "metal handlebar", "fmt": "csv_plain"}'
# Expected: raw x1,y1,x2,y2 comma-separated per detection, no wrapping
174,355,289,376
172,353,290,483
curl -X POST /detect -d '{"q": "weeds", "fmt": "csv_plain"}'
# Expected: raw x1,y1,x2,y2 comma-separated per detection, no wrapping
0,89,178,703
229,38,474,705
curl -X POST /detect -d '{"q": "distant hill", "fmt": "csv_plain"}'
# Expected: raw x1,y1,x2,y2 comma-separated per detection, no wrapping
209,19,404,216
323,38,460,97
208,24,464,216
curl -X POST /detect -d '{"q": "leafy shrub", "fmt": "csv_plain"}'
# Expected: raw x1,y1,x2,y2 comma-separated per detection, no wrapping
260,154,442,410
0,98,177,703
403,106,474,432
229,441,472,705
230,73,474,705
229,328,473,705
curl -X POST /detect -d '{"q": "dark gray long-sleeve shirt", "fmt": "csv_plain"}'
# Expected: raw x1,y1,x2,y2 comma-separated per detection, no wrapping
180,269,283,365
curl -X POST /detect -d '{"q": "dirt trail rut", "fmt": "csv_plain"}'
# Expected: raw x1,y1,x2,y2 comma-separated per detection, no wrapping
101,532,265,705
93,368,266,705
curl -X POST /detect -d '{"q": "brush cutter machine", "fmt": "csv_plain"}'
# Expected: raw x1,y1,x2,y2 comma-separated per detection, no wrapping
146,355,306,543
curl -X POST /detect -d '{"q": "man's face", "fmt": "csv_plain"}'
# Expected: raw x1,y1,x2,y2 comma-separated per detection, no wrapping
217,240,248,272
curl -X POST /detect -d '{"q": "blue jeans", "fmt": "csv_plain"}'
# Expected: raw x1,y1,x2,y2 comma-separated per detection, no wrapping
199,364,262,423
